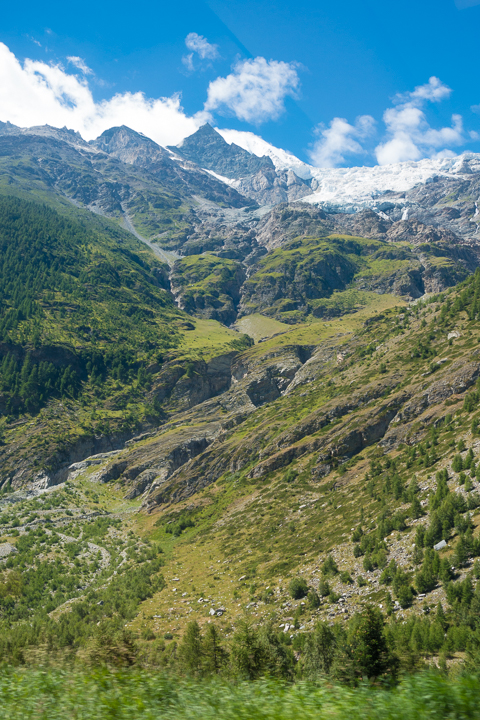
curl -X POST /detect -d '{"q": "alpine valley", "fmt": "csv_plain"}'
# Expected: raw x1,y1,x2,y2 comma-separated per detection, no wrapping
2,118,480,683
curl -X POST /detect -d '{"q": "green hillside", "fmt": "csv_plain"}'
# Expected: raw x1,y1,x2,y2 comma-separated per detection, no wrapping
2,268,480,680
3,180,480,706
0,195,248,486
170,254,245,324
240,234,470,322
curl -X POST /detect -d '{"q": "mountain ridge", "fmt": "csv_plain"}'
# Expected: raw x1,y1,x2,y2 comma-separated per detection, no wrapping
2,127,480,675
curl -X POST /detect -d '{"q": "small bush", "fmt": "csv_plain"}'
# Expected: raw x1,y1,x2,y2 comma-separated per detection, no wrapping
363,554,374,572
322,555,339,577
318,578,331,596
288,577,308,600
452,454,463,473
283,468,298,483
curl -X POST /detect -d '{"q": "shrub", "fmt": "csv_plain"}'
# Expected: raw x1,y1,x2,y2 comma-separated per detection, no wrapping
397,584,414,608
322,555,339,577
318,578,331,596
288,577,308,600
261,589,274,604
353,544,363,557
363,554,374,572
351,527,363,543
283,468,298,483
464,449,474,469
452,454,463,473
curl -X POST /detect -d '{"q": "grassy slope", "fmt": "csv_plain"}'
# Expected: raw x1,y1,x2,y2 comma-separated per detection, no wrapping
4,278,479,667
241,234,468,323
0,195,243,481
120,279,480,650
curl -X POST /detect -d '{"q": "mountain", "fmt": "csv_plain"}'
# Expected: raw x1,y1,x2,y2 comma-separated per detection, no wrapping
0,122,256,257
172,124,313,205
3,122,480,677
171,123,275,180
0,194,251,490
90,125,257,210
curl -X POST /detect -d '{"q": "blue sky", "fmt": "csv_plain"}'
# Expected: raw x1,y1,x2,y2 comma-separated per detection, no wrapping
0,0,479,166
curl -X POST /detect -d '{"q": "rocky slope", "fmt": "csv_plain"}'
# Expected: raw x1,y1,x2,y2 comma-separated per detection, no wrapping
172,124,313,205
0,123,254,252
171,123,274,180
2,269,478,651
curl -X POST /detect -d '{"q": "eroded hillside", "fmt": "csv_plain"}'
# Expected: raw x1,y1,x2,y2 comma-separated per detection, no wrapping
3,268,480,668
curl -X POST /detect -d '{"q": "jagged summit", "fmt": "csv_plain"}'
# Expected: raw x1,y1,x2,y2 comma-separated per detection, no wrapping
171,123,274,180
91,125,163,155
0,121,90,149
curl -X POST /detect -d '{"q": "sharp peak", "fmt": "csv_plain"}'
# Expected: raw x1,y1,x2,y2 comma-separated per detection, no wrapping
97,125,150,139
178,123,225,145
197,123,220,133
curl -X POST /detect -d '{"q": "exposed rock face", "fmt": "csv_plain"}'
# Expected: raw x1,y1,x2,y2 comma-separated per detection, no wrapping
331,209,391,240
171,124,274,180
386,219,462,245
93,425,220,501
231,345,310,406
170,257,246,325
4,431,138,490
255,204,330,250
375,172,480,241
172,125,312,205
150,352,240,413
232,167,312,205
91,125,255,209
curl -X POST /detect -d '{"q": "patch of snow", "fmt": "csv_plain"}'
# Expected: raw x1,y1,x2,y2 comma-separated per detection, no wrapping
303,153,480,213
216,127,313,180
203,168,236,186
216,127,480,214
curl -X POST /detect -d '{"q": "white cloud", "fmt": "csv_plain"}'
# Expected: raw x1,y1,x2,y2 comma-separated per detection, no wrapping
182,53,195,72
67,56,93,75
472,104,480,114
0,42,200,145
375,77,465,165
395,76,451,105
185,33,218,60
182,33,218,71
204,57,300,124
309,115,375,168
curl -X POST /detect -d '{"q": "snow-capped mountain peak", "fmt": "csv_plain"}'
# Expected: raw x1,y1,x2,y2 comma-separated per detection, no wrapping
216,126,480,214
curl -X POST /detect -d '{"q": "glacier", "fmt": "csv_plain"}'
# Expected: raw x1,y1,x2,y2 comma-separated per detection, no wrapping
217,126,480,214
